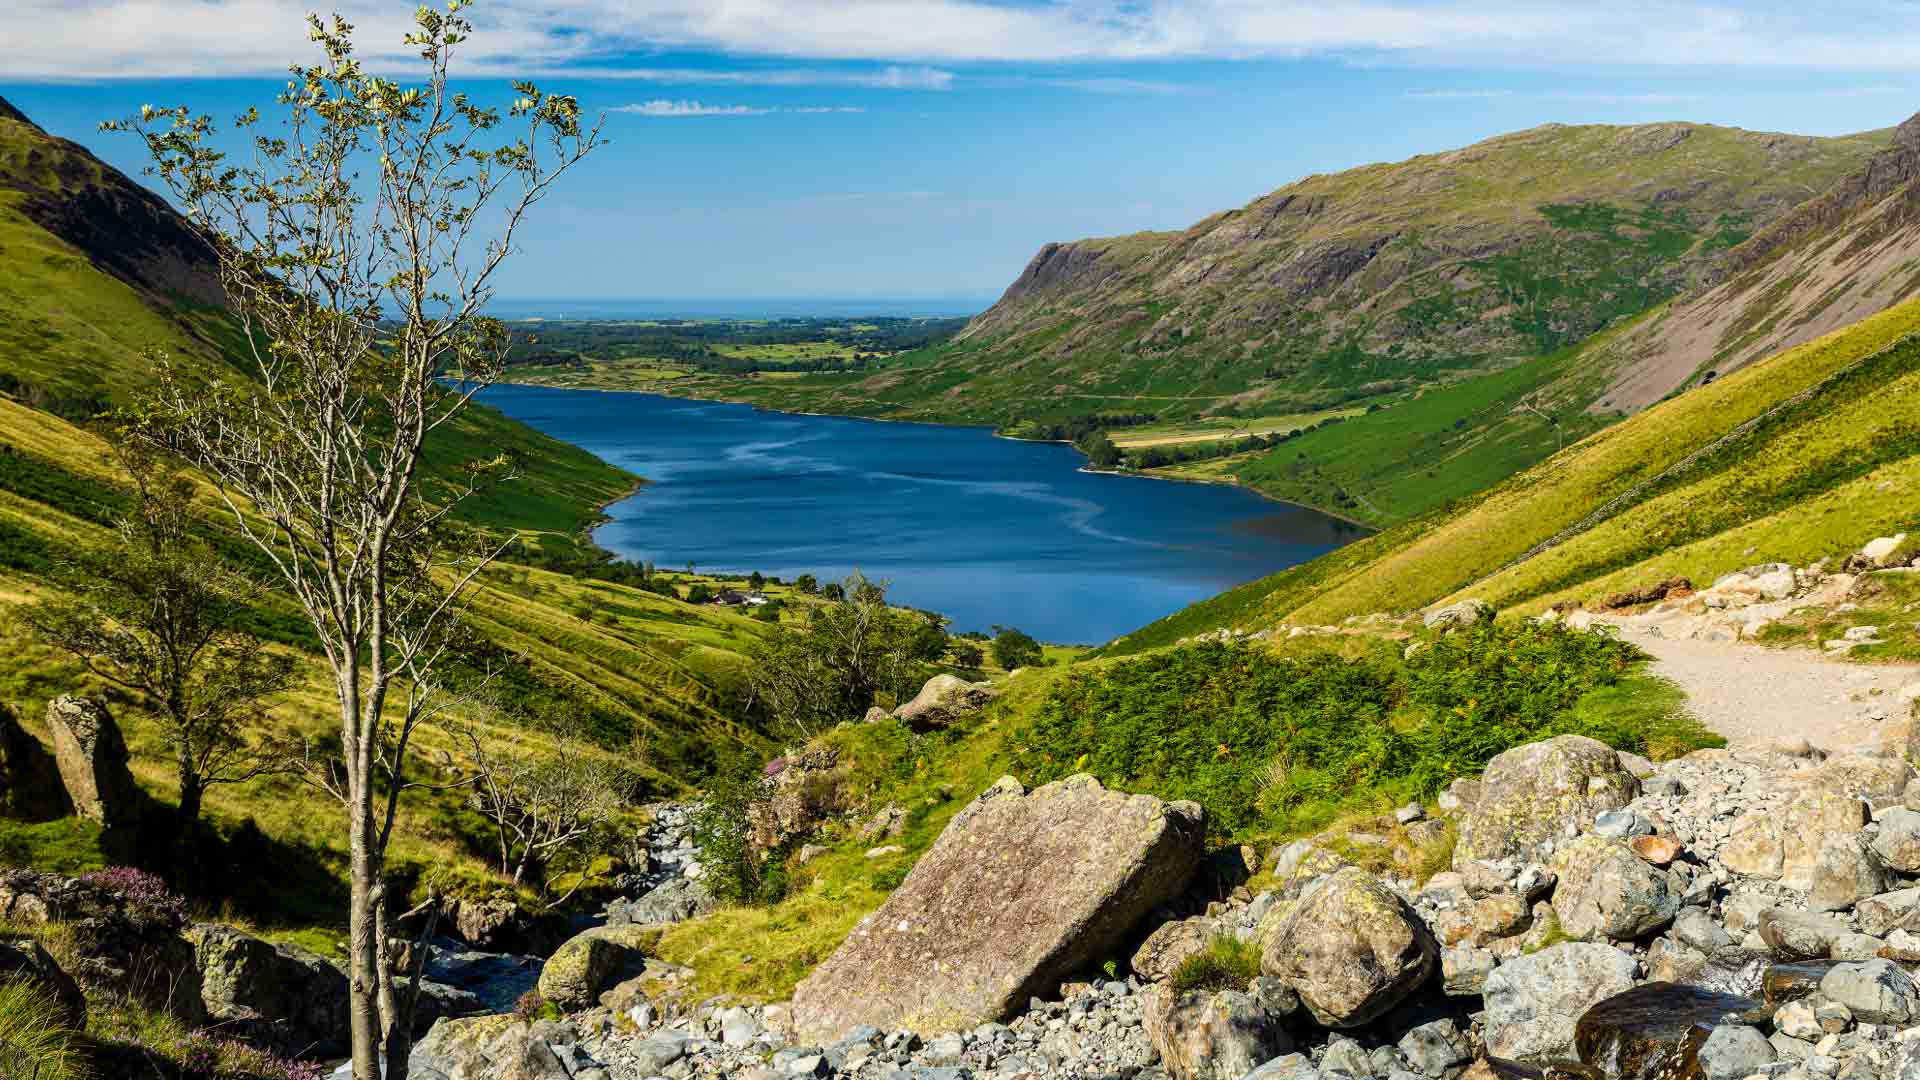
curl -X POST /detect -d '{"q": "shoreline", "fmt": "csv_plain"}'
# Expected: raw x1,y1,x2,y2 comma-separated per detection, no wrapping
493,375,1371,527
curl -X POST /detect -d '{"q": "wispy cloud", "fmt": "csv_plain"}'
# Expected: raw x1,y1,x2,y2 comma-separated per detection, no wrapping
12,1,1920,79
539,65,954,89
611,99,866,117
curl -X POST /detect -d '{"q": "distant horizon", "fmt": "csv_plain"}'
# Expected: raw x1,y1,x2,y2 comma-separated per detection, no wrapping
485,296,992,321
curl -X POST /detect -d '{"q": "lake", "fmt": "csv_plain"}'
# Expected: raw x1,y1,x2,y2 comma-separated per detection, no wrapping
480,384,1363,644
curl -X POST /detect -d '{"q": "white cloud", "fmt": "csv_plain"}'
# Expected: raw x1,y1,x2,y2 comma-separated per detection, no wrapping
526,64,953,89
10,1,1920,79
610,100,866,116
613,100,770,116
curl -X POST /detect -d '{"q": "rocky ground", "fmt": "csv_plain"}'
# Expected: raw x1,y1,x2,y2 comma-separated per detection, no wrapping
408,731,1920,1080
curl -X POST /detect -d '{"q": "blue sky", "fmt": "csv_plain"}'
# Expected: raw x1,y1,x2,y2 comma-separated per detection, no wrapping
6,2,1920,304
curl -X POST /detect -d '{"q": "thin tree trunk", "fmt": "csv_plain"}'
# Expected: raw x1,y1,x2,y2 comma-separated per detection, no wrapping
345,675,384,1080
176,762,204,891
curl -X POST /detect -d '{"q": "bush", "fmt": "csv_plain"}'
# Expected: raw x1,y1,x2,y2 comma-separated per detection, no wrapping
1169,936,1263,994
1011,621,1705,839
691,758,789,906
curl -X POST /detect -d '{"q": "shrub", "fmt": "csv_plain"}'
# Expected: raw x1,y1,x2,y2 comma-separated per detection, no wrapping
512,990,561,1023
1011,621,1699,840
1169,936,1263,994
79,867,189,928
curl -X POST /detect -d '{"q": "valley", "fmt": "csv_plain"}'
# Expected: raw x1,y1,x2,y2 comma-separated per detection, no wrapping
8,12,1920,1080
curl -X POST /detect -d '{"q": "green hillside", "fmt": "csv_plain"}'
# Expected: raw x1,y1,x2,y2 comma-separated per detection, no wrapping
1101,295,1920,654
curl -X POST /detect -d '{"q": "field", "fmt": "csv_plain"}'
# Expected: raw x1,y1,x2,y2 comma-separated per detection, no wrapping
1108,408,1366,449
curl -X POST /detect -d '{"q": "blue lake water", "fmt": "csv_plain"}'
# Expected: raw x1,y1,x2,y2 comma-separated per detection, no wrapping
480,384,1363,644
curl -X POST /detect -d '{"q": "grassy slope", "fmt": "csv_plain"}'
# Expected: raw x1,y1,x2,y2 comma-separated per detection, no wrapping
1100,295,1920,654
0,394,792,935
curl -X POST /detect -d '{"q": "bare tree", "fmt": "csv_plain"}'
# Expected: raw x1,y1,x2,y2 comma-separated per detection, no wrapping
18,440,298,841
455,718,631,892
108,6,597,1076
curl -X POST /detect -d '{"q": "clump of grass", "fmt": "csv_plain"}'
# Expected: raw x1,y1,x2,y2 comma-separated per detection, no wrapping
1169,936,1264,995
1411,818,1458,885
0,979,87,1080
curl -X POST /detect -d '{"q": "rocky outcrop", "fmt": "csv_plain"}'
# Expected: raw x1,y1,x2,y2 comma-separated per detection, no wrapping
1260,867,1436,1027
1454,735,1640,870
747,748,852,853
0,703,70,822
0,937,86,1030
892,674,997,732
1423,599,1492,631
789,774,1204,1041
0,869,200,1021
45,695,143,828
191,924,350,1056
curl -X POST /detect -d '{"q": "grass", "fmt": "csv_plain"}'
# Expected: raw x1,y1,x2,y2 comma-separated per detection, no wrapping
1168,936,1263,994
0,979,87,1080
1109,409,1365,449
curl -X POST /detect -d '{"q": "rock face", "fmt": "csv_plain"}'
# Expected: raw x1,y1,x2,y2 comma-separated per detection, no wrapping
536,925,652,1012
1551,835,1680,941
1454,735,1640,870
0,703,70,822
1482,942,1638,1062
789,774,1205,1042
605,878,716,929
1142,984,1291,1080
191,924,350,1056
0,937,87,1030
892,674,997,732
1260,867,1437,1028
747,748,851,853
45,695,143,828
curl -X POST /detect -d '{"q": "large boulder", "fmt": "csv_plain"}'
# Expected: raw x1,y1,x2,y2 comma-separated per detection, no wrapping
605,878,717,929
409,1014,574,1080
1424,599,1493,631
1873,807,1920,872
1819,958,1920,1025
535,925,652,1012
1551,835,1681,942
45,696,142,829
1805,833,1891,913
1260,867,1437,1028
0,703,70,822
1757,908,1849,961
746,748,851,852
1482,942,1637,1063
789,774,1205,1041
191,924,350,1056
1722,790,1866,885
1143,984,1292,1080
441,896,571,955
1573,983,1763,1080
0,937,87,1030
893,674,997,732
1454,736,1640,871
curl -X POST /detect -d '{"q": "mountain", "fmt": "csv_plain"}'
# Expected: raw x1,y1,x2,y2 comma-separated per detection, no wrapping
1101,292,1920,655
1589,113,1920,410
635,119,1908,524
0,95,634,546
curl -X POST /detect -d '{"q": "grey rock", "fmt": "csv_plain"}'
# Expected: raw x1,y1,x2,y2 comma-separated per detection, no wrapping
1760,909,1850,961
1873,808,1920,872
1699,1024,1777,1080
1440,947,1495,996
1819,959,1920,1024
1397,1019,1470,1077
1550,834,1680,941
1858,887,1920,937
1454,735,1640,870
1806,834,1891,913
1482,942,1637,1062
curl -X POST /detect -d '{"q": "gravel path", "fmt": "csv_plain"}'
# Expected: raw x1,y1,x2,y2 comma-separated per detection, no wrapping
1605,626,1920,751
